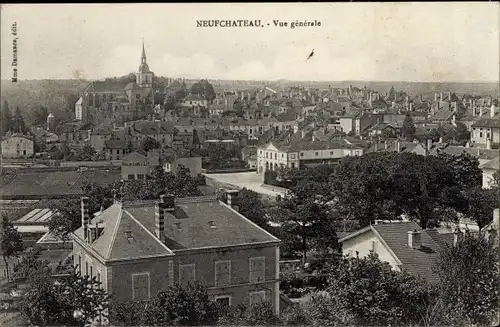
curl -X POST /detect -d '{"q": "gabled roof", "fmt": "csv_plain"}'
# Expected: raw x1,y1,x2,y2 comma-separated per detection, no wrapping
431,146,499,161
471,118,500,128
339,222,452,283
122,151,147,162
73,202,173,262
480,156,500,170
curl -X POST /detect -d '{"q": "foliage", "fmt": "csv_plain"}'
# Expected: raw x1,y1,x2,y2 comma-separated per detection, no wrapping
1,100,13,136
234,188,269,229
48,199,81,243
30,106,49,127
140,282,218,326
74,144,96,161
437,151,482,189
217,301,280,326
13,247,50,280
463,186,499,229
190,79,216,101
326,252,437,326
401,113,416,141
140,136,160,152
20,268,109,326
435,231,500,326
270,180,339,261
1,216,24,281
12,106,27,134
108,300,145,326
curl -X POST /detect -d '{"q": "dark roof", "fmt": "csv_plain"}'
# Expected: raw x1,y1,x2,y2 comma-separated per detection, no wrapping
471,118,500,128
125,196,279,250
132,120,175,135
431,146,499,161
340,222,451,283
480,157,500,170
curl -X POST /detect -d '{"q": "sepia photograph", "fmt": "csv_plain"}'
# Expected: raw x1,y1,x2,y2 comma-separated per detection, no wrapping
0,2,499,326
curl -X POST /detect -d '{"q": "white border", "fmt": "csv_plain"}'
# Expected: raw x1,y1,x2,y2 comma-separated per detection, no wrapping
214,294,232,306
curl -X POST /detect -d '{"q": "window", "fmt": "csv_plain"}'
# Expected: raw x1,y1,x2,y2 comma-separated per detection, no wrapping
480,132,483,138
315,152,319,156
290,154,296,159
179,264,196,286
209,221,217,229
260,150,262,155
85,262,89,276
127,174,135,180
77,255,82,272
281,154,284,158
300,152,304,157
174,223,182,231
215,295,231,307
266,152,268,158
249,257,265,283
249,290,266,305
90,265,93,278
215,260,231,287
274,153,277,160
97,271,101,284
125,231,135,243
132,273,150,301
137,174,144,180
291,163,295,169
330,151,334,156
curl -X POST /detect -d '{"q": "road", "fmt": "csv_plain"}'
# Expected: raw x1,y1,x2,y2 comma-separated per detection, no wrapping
206,172,288,197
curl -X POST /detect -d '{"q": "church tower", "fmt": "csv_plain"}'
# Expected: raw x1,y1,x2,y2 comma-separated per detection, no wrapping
136,40,153,88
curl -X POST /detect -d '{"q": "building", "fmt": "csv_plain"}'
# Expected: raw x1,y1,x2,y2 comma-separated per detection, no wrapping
257,129,363,173
470,116,500,147
121,149,161,180
71,192,281,313
75,41,155,124
163,150,202,177
339,222,455,283
480,156,499,189
1,133,34,158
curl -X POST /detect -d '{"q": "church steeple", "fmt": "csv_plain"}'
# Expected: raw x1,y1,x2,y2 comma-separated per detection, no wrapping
141,39,147,64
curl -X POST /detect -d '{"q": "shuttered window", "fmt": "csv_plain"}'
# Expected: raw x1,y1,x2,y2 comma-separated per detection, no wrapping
179,264,195,286
249,257,265,283
215,260,231,287
132,273,150,301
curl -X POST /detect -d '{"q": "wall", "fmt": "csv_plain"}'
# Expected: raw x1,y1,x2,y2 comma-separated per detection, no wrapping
173,245,279,310
73,242,109,291
482,167,497,189
342,230,400,271
1,137,34,158
108,256,173,301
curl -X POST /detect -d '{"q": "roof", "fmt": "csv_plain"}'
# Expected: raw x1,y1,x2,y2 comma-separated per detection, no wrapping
73,202,173,262
340,222,452,283
14,208,58,225
432,146,499,161
471,118,500,128
430,109,454,121
122,151,148,162
123,196,279,250
480,156,500,170
132,120,175,135
367,140,423,153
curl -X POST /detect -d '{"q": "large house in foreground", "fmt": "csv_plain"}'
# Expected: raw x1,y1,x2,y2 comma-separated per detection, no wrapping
71,191,281,313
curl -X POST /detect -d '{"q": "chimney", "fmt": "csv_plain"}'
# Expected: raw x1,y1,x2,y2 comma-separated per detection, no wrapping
453,227,463,247
479,106,484,117
434,93,438,102
407,229,422,249
293,125,299,134
439,137,443,143
448,92,452,101
81,197,90,242
155,194,175,242
486,138,491,150
396,140,401,153
440,92,443,102
427,139,432,151
384,140,388,150
409,102,414,111
226,190,239,211
301,129,307,139
491,104,495,118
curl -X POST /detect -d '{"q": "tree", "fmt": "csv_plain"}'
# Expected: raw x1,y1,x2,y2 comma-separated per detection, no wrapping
48,199,81,246
74,144,96,161
141,282,218,326
271,180,338,262
126,139,134,153
13,247,51,281
326,252,436,326
234,188,268,229
437,152,482,190
435,231,499,326
463,187,499,229
1,216,24,281
190,79,216,101
12,106,27,134
20,267,109,326
401,113,416,141
1,100,13,136
31,106,49,127
140,136,160,152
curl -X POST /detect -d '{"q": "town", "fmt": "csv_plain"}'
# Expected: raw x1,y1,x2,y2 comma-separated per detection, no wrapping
1,3,499,327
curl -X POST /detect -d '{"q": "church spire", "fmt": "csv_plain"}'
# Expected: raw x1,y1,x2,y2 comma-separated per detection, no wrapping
141,39,147,64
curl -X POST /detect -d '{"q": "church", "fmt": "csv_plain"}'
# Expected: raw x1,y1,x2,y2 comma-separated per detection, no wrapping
75,41,155,124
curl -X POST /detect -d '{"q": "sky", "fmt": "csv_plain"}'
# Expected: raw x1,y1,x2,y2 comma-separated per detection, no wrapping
1,3,499,82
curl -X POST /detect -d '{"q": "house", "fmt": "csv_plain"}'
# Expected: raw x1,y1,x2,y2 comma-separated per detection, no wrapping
163,150,202,177
257,129,363,173
1,133,34,158
182,94,209,108
470,117,500,147
71,191,281,313
367,139,428,156
241,146,258,162
339,222,456,283
480,156,499,189
121,149,161,180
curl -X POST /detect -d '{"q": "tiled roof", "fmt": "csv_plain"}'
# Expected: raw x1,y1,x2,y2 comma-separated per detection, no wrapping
133,120,175,135
431,146,499,161
367,140,422,153
122,151,147,162
340,222,451,283
105,139,128,149
430,109,454,121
